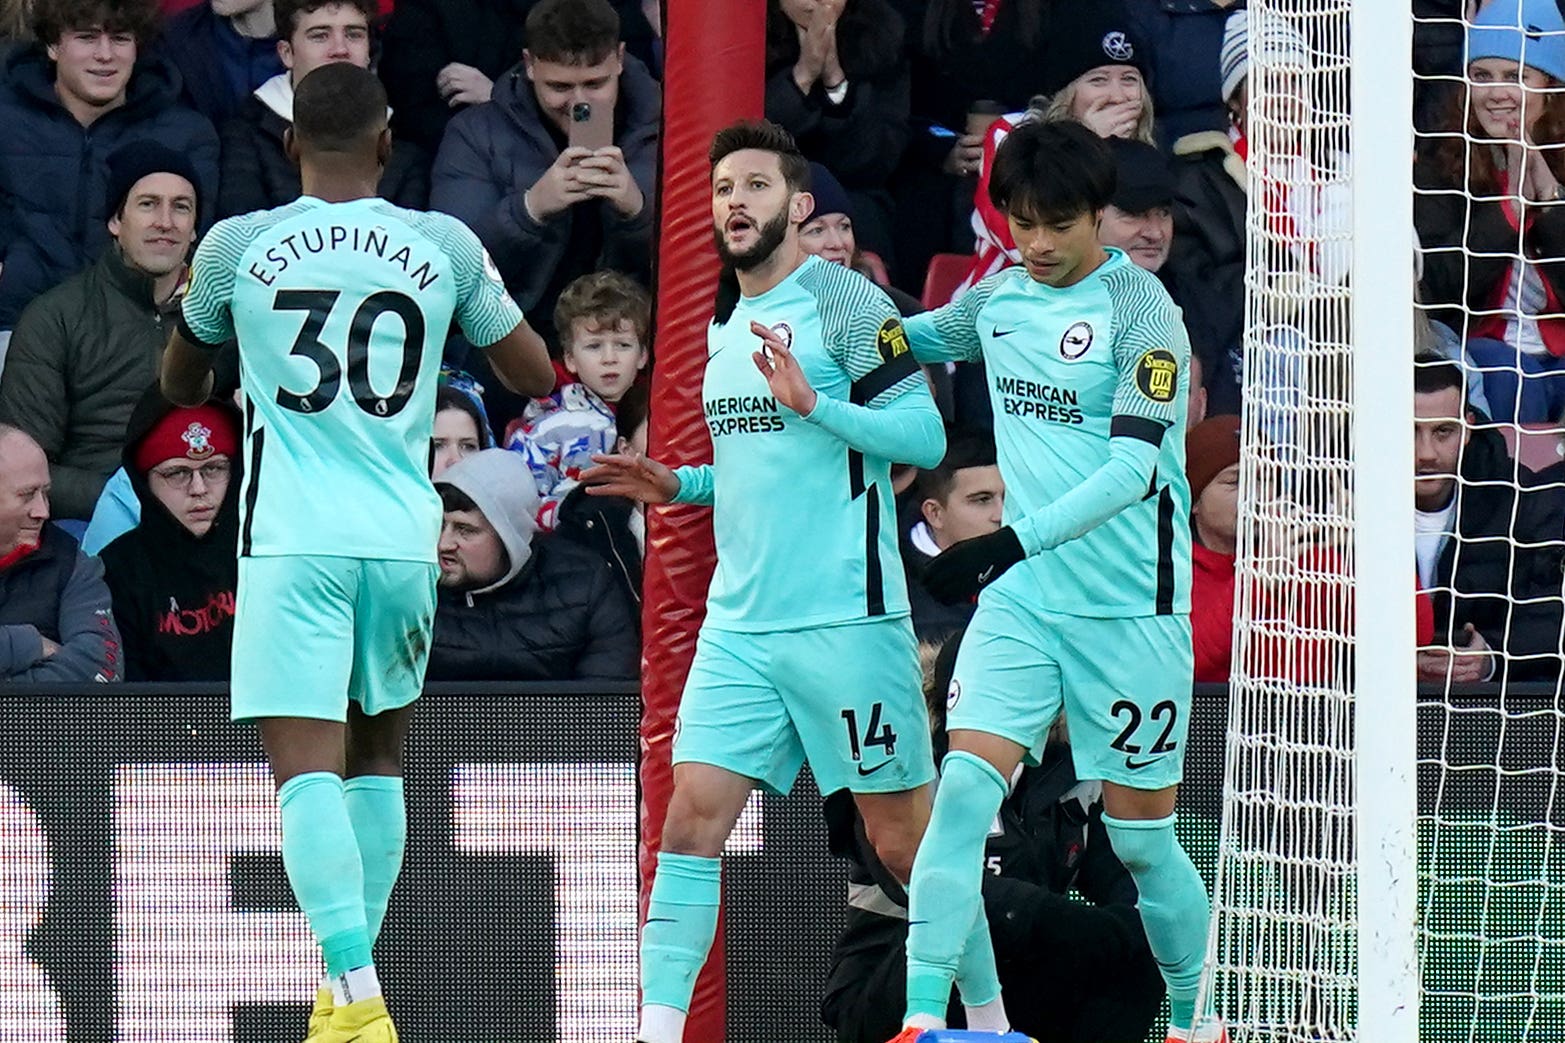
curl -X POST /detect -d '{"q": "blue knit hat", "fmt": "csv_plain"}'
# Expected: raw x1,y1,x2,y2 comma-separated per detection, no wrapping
1467,0,1565,84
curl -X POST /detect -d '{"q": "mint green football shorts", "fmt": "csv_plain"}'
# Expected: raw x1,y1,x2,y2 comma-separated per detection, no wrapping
231,555,437,722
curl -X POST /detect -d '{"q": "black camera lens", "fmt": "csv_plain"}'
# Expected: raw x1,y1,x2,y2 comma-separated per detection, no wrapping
572,102,591,122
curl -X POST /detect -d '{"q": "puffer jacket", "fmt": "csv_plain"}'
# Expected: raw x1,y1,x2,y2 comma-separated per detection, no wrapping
0,46,218,329
430,54,660,318
0,245,186,520
217,74,430,219
0,524,122,682
429,534,640,682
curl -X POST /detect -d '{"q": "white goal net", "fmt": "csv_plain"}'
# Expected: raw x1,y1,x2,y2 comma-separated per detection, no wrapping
1205,0,1565,1040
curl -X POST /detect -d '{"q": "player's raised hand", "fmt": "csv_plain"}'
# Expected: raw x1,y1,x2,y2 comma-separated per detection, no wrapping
922,526,1026,604
750,321,818,415
582,452,680,504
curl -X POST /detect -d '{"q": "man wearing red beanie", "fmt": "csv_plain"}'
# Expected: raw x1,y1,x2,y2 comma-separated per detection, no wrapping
99,388,242,680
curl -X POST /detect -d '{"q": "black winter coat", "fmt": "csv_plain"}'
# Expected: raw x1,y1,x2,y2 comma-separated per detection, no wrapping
156,2,284,125
378,0,532,155
0,48,219,329
899,528,974,644
378,0,662,156
0,525,122,682
895,0,1054,169
97,389,241,682
1167,130,1247,416
554,484,642,610
1414,153,1565,345
764,0,911,190
217,94,430,219
430,55,660,325
428,535,640,682
1435,425,1565,683
819,744,1162,1043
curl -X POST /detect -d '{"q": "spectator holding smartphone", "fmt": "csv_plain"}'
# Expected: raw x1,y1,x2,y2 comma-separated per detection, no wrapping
431,0,659,355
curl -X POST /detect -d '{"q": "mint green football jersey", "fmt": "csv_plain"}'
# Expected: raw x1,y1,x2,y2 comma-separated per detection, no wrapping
180,197,523,562
905,249,1192,618
697,254,931,632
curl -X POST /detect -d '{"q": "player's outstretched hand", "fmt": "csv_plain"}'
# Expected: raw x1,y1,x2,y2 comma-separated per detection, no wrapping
750,321,818,416
922,527,1026,604
582,452,681,504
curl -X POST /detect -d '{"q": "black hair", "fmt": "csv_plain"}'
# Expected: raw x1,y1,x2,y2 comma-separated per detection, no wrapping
32,0,157,45
923,627,965,761
439,485,479,513
435,385,493,449
988,118,1116,223
525,0,620,64
292,62,388,154
1413,352,1466,398
615,382,650,444
273,0,374,42
916,427,998,505
708,119,810,195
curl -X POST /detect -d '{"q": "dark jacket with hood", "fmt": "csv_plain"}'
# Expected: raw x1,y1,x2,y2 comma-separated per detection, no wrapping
156,1,285,125
97,388,240,682
554,483,643,611
0,523,121,682
1167,128,1247,415
217,73,430,219
820,741,1161,1043
0,244,188,520
430,54,660,334
429,449,639,682
1433,423,1565,684
764,0,911,190
0,47,218,329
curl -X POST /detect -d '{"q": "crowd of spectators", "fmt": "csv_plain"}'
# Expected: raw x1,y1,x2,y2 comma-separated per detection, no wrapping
0,0,1558,713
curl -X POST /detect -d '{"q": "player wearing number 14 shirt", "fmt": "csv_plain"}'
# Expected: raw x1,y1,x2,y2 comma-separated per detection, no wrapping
890,120,1225,1043
161,65,552,1043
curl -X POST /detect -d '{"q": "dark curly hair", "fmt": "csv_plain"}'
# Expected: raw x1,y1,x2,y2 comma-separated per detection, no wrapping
525,0,620,65
273,0,376,43
32,0,157,46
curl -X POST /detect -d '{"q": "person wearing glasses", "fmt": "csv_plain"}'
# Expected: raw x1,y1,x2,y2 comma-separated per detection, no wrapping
98,390,241,681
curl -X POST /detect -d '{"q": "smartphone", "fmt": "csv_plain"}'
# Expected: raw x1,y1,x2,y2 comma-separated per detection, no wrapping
568,101,613,151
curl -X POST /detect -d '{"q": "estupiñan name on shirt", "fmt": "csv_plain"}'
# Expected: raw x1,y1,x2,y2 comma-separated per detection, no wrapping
246,224,444,291
994,374,1085,425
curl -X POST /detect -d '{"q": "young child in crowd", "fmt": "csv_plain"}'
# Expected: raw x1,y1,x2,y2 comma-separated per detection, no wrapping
506,271,651,528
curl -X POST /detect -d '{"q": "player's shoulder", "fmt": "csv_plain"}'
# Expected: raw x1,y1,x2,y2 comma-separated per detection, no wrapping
386,204,479,250
1100,252,1178,315
796,255,897,321
202,199,313,254
973,265,1030,301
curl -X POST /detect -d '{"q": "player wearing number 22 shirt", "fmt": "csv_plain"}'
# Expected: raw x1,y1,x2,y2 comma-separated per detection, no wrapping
891,120,1225,1043
162,65,552,1043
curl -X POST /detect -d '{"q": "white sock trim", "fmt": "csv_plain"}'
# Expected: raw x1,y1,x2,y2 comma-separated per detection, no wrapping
904,1012,945,1031
964,994,1010,1033
637,1003,687,1043
336,964,382,1005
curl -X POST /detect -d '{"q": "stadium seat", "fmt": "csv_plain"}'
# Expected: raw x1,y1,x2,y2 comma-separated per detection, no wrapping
922,253,975,311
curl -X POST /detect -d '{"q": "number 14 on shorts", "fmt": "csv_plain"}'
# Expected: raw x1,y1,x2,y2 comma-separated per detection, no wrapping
841,702,898,775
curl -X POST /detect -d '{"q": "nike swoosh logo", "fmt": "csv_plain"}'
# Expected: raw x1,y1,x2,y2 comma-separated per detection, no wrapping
977,565,996,583
857,760,893,777
645,917,678,925
1124,755,1163,770
992,326,1016,337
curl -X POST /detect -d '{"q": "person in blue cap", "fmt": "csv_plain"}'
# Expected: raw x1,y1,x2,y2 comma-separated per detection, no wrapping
1416,0,1565,422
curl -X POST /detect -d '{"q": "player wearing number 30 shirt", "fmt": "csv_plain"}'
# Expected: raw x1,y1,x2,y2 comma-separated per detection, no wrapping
161,65,552,1043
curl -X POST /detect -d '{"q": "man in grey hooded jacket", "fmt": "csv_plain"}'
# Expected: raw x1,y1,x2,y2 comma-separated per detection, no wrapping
429,447,638,682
